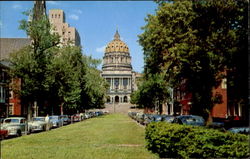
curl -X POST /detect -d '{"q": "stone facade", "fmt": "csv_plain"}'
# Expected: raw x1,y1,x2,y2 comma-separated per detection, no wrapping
49,9,81,46
101,30,141,103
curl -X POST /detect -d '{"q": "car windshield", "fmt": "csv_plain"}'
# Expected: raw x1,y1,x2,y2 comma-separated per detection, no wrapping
4,119,19,123
50,116,58,120
33,118,45,121
182,116,204,124
154,116,162,121
163,117,174,122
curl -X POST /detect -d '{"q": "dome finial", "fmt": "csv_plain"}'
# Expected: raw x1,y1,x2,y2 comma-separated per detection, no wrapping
114,29,120,40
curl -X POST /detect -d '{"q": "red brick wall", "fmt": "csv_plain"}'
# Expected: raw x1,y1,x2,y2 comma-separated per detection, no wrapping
211,85,227,118
9,78,21,116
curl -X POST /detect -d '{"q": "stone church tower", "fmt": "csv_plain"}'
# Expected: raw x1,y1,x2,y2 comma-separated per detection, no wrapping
33,0,46,21
101,30,141,104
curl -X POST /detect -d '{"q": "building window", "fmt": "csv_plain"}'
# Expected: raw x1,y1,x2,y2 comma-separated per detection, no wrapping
221,78,227,89
55,14,57,18
115,78,119,89
52,14,53,18
0,86,6,103
58,14,60,18
9,90,13,99
9,103,14,115
123,78,128,86
124,96,128,103
68,31,71,34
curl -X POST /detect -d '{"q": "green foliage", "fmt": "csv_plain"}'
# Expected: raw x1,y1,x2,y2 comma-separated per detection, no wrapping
130,73,170,113
145,122,250,158
9,8,108,114
83,65,109,109
138,0,248,119
45,46,84,109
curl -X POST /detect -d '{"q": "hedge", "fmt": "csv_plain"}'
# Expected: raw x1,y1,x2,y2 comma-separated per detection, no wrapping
145,122,250,158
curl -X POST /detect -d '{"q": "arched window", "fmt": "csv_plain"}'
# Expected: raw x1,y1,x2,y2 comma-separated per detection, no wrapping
115,96,119,103
124,96,128,103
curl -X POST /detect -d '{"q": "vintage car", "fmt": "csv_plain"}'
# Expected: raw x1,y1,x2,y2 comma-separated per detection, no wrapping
28,117,52,132
49,115,63,128
2,117,29,137
172,115,205,126
228,127,250,135
161,115,175,123
0,123,8,140
60,115,70,125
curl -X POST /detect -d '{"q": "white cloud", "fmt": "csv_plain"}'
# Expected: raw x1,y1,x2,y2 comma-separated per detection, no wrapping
96,45,106,53
73,9,83,14
12,4,22,9
47,1,59,5
69,14,79,20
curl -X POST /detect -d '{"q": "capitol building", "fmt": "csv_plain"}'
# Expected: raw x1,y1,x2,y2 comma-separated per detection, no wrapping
101,30,141,104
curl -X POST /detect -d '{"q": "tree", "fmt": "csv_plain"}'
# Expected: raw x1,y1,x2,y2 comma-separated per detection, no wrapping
10,10,60,116
131,73,170,114
45,46,85,114
138,0,248,121
82,56,109,109
10,9,108,116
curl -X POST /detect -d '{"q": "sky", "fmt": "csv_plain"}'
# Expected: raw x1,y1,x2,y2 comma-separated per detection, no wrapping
0,1,158,73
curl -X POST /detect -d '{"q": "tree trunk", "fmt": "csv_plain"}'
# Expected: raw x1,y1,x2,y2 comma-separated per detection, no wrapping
60,102,64,115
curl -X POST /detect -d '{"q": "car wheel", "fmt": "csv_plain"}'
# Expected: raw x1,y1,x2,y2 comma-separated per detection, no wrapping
17,130,22,137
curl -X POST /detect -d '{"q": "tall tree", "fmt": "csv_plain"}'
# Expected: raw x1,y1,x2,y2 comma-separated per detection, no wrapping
10,10,60,115
138,0,248,120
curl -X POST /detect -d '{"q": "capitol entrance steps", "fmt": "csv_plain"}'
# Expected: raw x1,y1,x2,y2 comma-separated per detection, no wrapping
104,103,137,114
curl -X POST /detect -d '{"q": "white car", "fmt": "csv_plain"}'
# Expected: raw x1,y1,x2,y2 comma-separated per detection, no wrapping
28,117,52,132
2,117,29,137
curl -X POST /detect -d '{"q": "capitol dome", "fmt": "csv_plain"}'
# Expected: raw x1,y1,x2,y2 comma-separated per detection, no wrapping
102,30,132,71
105,31,129,53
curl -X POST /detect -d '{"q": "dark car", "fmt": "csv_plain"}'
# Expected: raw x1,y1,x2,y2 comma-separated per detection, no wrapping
60,115,70,125
172,115,205,126
228,127,250,135
153,115,162,122
161,115,175,123
143,114,154,126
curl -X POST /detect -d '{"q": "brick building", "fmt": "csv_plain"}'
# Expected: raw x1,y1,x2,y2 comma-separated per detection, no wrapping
0,38,31,117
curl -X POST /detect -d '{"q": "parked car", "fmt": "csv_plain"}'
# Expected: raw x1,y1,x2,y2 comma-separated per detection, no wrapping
143,114,154,126
172,115,205,126
49,116,63,128
28,117,52,132
153,115,163,122
135,113,144,123
72,114,81,122
228,127,250,135
0,127,8,140
2,117,29,137
0,117,5,123
161,115,175,123
60,115,70,125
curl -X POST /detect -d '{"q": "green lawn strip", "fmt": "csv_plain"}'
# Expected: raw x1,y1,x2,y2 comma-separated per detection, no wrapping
1,114,158,159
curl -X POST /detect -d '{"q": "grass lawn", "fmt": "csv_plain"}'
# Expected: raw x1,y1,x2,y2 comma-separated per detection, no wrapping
1,114,158,159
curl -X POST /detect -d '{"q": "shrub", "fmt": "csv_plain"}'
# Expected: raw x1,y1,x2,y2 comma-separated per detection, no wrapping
145,122,250,158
